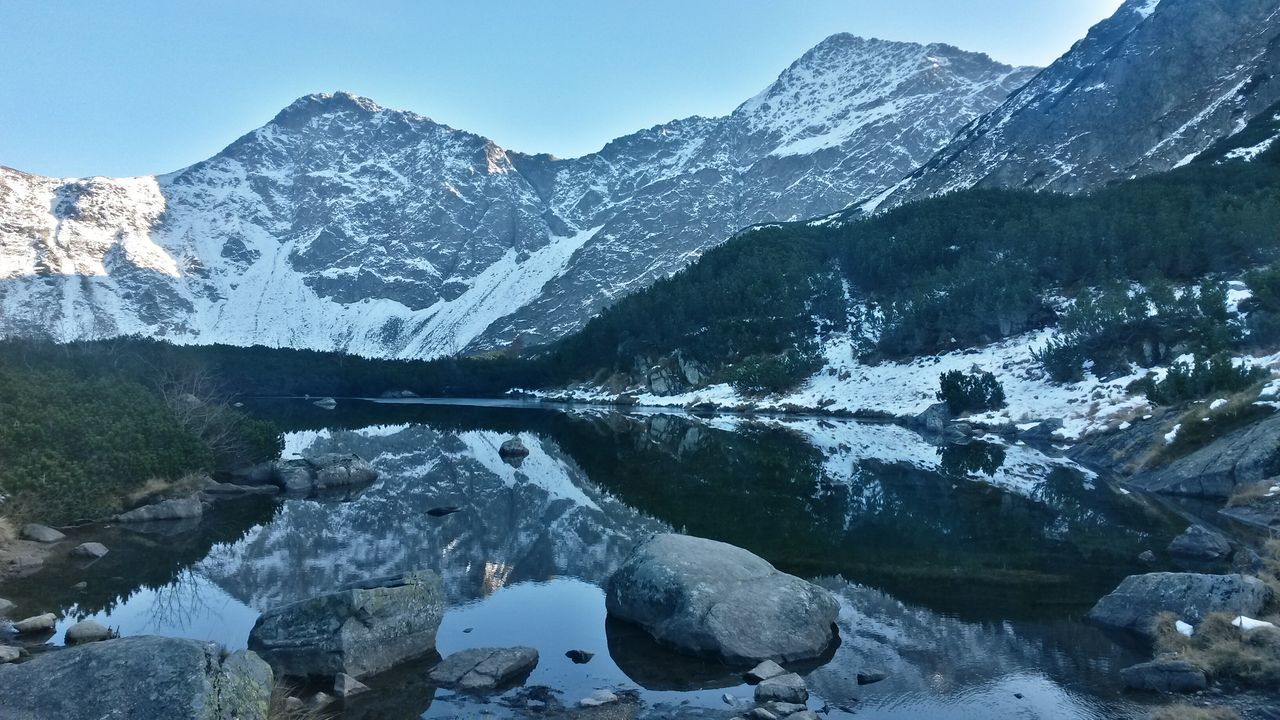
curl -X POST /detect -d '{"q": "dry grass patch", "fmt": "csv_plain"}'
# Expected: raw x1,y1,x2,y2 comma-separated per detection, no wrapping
123,472,209,507
1155,613,1280,687
267,682,335,720
0,516,15,546
1150,704,1240,720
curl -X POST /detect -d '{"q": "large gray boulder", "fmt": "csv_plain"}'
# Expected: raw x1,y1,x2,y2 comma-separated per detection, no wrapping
0,636,272,720
1120,658,1207,693
1088,573,1273,637
20,523,65,543
428,646,539,691
249,570,444,679
240,454,378,494
605,534,840,663
65,620,112,644
115,497,203,523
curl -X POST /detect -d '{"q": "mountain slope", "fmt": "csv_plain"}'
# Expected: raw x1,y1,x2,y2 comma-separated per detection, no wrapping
868,0,1280,211
0,36,1034,358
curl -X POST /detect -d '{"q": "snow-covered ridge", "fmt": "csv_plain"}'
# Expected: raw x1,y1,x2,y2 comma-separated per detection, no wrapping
0,36,1034,358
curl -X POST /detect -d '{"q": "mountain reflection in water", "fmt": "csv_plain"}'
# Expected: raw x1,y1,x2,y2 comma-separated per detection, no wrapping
16,401,1190,719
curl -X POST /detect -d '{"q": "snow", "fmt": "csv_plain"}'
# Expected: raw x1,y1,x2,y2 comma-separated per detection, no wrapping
1164,424,1182,445
1232,616,1278,631
1133,0,1162,20
1209,398,1229,411
1224,135,1279,162
1176,620,1194,637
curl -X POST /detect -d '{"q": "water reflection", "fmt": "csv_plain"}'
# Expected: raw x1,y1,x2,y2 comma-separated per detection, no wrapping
6,401,1194,719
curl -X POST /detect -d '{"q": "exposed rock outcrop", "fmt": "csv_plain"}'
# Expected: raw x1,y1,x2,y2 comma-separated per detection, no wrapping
1167,525,1232,561
1128,413,1280,498
249,570,444,679
235,454,378,494
1120,658,1208,693
605,534,840,663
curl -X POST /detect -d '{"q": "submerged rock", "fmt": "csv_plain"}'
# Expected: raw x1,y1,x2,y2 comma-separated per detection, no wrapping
115,497,203,523
249,570,444,679
605,534,840,664
0,597,14,616
69,542,109,560
20,523,65,543
428,646,539,691
1088,572,1272,637
1120,658,1207,693
334,672,370,698
1167,525,1232,560
64,620,111,644
857,669,888,685
0,645,20,663
0,636,273,720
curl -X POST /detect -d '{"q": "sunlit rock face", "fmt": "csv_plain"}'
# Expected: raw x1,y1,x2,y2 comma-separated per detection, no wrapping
871,0,1280,211
0,36,1032,356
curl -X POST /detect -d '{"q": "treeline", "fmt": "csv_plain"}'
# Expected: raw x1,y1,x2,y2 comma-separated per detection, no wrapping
537,120,1280,384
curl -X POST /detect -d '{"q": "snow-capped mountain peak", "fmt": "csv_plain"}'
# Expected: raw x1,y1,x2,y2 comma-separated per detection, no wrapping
0,36,1034,358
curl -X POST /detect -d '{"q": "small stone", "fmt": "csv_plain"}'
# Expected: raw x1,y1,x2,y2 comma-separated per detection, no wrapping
308,692,335,709
1013,692,1024,699
754,673,808,705
721,692,734,704
426,506,461,517
13,613,56,634
1168,525,1232,561
284,697,304,713
1120,659,1207,693
745,709,779,720
787,713,819,720
565,649,594,664
499,437,530,459
65,620,111,644
0,598,14,616
857,669,887,685
334,672,369,698
1138,550,1156,563
20,524,65,543
462,627,473,633
72,582,87,591
70,542,109,559
0,646,20,663
745,659,787,683
579,689,619,707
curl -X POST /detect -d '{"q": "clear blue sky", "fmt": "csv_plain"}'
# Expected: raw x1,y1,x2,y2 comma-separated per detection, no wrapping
0,0,1124,178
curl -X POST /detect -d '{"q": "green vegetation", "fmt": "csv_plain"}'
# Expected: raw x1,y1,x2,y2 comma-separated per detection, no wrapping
538,127,1280,386
724,345,824,395
0,343,282,525
1141,355,1268,406
937,370,1005,415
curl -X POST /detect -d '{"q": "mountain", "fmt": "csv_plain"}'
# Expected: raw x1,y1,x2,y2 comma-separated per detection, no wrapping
0,36,1034,358
866,0,1280,211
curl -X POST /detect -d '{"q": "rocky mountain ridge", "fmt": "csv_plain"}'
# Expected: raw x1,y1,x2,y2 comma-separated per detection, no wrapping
0,35,1034,357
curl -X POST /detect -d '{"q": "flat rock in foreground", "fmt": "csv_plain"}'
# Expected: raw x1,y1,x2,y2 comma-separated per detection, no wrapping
605,534,839,663
0,635,272,720
428,646,539,691
1088,572,1272,637
249,570,444,679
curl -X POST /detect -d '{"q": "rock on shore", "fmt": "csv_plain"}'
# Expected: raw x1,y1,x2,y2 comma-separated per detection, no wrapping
428,646,539,690
234,453,378,494
1088,572,1272,637
249,570,444,679
0,636,273,720
605,534,840,664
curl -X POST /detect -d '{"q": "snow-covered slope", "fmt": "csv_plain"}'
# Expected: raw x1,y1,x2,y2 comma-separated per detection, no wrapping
867,0,1280,211
0,36,1033,357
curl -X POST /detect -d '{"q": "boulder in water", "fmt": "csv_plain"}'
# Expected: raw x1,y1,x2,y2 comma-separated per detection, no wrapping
20,523,64,543
1167,525,1232,560
69,542,109,560
753,672,808,704
499,437,530,459
249,570,444,679
428,646,539,691
1120,658,1207,693
65,620,112,644
13,613,56,634
115,497,203,523
605,533,839,663
1088,572,1272,637
0,636,273,720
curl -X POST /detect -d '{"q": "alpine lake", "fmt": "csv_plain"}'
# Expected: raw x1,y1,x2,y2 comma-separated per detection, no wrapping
4,398,1249,719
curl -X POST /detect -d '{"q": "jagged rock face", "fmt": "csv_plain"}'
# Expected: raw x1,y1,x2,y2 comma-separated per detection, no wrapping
0,36,1032,357
871,0,1280,210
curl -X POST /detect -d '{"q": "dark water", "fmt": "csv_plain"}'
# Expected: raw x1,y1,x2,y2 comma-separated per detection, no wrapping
5,400,1205,718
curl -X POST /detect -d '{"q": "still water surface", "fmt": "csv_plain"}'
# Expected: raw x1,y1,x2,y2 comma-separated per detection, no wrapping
10,400,1200,718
